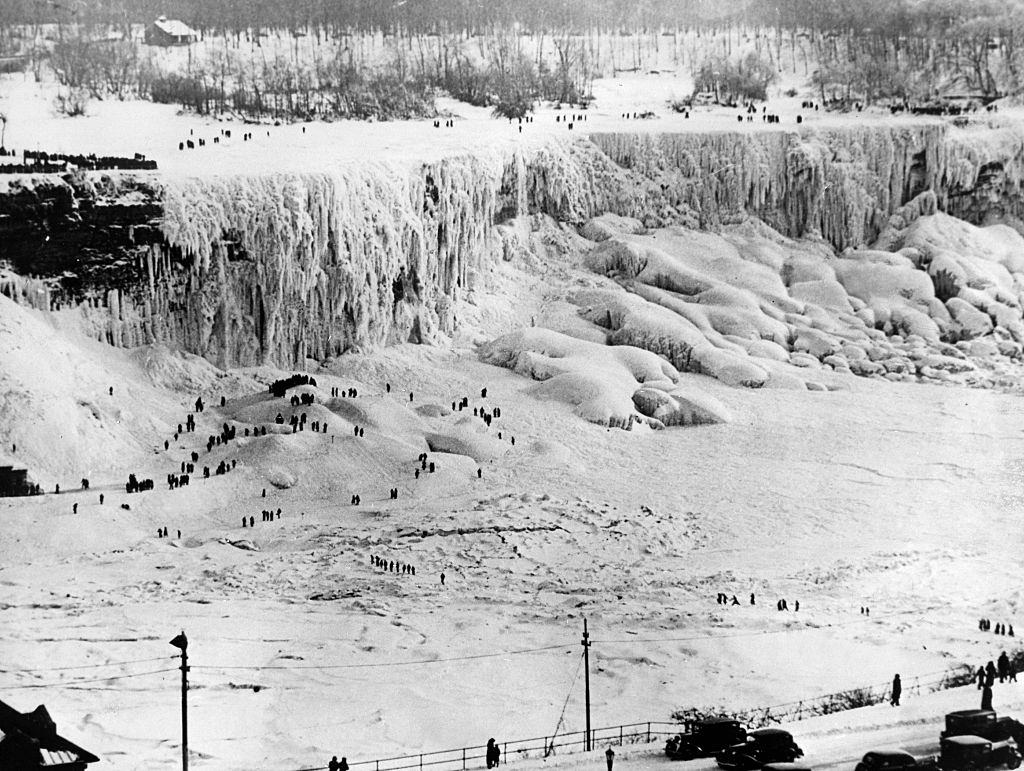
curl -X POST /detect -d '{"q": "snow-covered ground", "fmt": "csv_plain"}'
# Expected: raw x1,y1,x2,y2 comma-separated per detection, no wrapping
2,68,1024,771
2,259,1023,768
0,68,976,177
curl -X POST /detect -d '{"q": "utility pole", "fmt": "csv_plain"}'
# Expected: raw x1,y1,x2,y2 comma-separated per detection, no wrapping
582,618,591,752
169,631,189,771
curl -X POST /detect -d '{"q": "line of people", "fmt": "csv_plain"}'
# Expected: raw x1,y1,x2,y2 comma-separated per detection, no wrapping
371,554,416,575
714,592,800,611
979,618,1015,635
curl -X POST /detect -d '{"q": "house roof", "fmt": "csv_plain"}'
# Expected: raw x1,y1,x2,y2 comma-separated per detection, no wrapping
153,17,196,37
0,699,100,767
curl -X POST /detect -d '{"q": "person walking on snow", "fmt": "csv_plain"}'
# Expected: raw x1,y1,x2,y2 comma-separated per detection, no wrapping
982,683,994,711
606,747,615,771
890,674,901,706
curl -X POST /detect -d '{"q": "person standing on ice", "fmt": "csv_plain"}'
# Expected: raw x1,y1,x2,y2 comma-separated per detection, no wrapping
606,747,615,771
890,674,901,706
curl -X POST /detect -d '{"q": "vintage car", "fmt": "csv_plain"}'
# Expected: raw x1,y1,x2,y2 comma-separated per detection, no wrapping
855,749,937,771
666,718,747,761
942,711,1024,747
716,728,804,771
938,735,1021,770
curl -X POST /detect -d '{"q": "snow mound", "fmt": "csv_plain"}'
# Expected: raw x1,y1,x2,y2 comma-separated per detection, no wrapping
580,212,646,242
479,327,688,428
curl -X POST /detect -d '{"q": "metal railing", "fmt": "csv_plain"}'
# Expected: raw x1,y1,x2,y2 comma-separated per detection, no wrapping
290,661,982,771
292,721,679,771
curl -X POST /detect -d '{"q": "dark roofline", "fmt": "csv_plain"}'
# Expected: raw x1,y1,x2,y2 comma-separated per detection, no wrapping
0,699,100,764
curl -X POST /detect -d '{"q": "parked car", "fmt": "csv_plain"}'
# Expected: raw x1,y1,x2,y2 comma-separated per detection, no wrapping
716,728,804,771
666,718,747,761
855,749,938,771
938,735,1021,771
942,711,1024,746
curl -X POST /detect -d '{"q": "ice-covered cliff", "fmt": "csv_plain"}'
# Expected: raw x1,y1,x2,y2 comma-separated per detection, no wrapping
4,117,1024,369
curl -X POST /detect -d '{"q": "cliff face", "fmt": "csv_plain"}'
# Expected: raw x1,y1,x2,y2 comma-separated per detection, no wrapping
3,119,1024,368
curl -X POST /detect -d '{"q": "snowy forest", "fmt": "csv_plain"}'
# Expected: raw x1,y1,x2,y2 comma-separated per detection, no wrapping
1,0,1024,123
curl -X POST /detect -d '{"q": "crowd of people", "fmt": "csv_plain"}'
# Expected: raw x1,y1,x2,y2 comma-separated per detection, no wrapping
977,652,1019,710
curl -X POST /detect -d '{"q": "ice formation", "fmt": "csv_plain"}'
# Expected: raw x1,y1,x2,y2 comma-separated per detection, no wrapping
479,326,733,428
4,117,1024,387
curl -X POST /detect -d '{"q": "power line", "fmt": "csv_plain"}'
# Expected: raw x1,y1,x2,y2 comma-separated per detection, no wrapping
3,667,179,689
0,655,175,674
192,643,576,671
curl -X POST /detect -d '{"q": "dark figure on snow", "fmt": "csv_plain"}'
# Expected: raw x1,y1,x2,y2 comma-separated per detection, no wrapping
794,600,800,612
731,595,739,606
250,516,255,527
978,666,986,689
486,739,500,769
441,572,446,585
890,674,901,706
73,503,78,514
999,651,1010,682
606,747,614,771
330,757,340,771
340,758,349,771
986,661,997,687
478,468,482,479
750,593,755,605
243,517,247,528
99,494,104,505
982,684,994,711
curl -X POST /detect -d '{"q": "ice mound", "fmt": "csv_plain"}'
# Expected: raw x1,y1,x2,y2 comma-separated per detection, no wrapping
479,327,700,428
580,213,646,242
425,424,510,462
631,385,731,426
